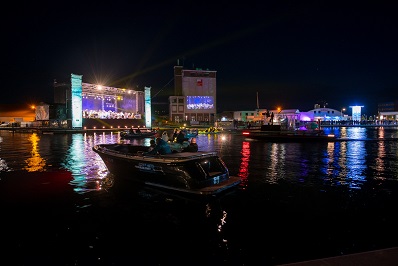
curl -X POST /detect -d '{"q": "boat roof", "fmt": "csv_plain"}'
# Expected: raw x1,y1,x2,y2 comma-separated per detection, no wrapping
93,144,218,162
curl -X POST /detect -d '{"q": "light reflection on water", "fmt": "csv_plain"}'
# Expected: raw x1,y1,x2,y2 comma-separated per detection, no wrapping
238,141,250,188
1,127,398,264
24,133,46,172
1,127,398,193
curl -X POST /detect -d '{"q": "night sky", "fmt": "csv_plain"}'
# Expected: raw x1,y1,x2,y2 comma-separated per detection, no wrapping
3,1,397,115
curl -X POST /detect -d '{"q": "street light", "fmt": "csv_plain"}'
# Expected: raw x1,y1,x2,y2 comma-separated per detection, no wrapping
341,108,346,120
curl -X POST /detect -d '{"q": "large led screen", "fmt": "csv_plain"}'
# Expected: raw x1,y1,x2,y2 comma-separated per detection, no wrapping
186,96,214,110
71,73,83,128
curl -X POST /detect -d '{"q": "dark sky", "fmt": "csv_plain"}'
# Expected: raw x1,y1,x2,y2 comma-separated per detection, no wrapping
2,1,397,115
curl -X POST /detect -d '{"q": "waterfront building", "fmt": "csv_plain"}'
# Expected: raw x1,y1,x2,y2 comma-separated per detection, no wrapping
0,104,36,125
300,107,345,122
377,101,398,123
378,111,398,123
216,107,349,130
378,101,398,112
169,65,216,125
230,109,264,123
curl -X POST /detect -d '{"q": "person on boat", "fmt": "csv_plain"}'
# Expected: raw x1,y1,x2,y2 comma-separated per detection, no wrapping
148,139,156,152
176,130,186,144
172,129,179,141
161,131,169,142
270,112,274,125
183,137,198,152
144,137,172,155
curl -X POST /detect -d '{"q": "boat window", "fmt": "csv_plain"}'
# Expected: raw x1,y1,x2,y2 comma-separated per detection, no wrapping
196,157,225,178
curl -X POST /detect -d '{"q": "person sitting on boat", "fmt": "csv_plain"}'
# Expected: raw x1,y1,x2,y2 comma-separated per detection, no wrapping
148,139,156,152
172,129,179,141
183,137,198,152
161,131,169,142
176,130,186,144
144,137,172,155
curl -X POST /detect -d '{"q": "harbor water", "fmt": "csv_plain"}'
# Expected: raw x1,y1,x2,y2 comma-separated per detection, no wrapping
1,127,398,265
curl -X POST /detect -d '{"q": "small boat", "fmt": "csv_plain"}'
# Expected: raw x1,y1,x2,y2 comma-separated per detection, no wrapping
184,130,198,139
120,129,157,139
92,143,241,196
198,127,222,134
242,125,336,142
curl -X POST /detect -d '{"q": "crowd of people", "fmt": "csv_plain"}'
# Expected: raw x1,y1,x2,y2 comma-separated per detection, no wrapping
144,128,198,155
83,109,141,119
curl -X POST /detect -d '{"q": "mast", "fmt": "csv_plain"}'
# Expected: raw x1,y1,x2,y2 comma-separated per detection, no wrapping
256,91,259,109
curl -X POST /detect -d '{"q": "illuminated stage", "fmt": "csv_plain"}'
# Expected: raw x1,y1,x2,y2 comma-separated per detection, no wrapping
75,78,147,129
49,75,149,129
80,84,146,129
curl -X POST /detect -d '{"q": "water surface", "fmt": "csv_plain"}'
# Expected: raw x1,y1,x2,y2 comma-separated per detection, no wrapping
1,127,398,265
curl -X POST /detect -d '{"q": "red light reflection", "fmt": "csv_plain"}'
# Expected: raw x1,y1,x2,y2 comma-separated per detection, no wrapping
238,141,250,188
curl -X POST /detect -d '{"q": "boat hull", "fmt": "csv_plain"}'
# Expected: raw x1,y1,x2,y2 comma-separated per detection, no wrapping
242,130,336,142
93,144,241,195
